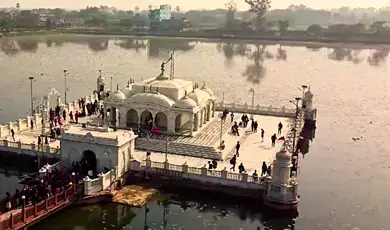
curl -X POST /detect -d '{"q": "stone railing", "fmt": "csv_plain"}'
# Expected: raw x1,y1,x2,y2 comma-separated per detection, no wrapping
130,159,269,190
215,102,296,118
0,93,98,139
0,139,60,157
284,109,304,154
83,166,118,196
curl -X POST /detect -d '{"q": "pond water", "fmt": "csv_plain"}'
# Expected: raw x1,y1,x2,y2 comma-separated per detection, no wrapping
1,35,389,229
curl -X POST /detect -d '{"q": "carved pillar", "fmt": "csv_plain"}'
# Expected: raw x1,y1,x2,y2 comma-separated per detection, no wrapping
207,104,211,121
189,113,194,136
56,95,61,107
115,108,119,128
212,101,215,117
203,109,207,124
193,113,198,131
167,113,175,134
199,111,203,128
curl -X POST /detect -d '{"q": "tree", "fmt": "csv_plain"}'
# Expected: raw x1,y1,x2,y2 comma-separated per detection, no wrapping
45,19,52,28
370,21,386,34
306,24,323,35
277,20,289,36
225,0,237,29
245,0,272,31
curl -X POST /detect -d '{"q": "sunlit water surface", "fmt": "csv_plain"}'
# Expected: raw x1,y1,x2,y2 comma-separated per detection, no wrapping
1,35,389,229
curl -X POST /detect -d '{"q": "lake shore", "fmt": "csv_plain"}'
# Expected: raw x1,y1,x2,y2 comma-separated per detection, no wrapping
3,29,390,46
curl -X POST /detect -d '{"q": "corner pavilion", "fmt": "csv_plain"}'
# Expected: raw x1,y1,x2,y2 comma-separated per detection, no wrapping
101,67,217,136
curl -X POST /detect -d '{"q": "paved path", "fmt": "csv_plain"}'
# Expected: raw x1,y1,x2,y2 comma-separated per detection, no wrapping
133,115,292,174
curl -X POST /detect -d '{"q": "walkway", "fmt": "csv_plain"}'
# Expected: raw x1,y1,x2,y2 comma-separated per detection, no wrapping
133,114,292,174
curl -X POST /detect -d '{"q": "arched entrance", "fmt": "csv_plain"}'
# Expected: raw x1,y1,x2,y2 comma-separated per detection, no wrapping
155,112,168,131
81,150,97,176
126,109,139,128
175,114,182,132
140,110,153,130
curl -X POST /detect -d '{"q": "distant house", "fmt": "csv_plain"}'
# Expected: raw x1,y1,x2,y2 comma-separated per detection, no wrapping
38,13,55,27
149,4,172,22
55,17,85,28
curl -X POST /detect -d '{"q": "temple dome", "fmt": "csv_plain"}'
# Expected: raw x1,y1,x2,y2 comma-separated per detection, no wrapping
276,149,291,161
175,96,197,109
121,84,132,98
201,83,215,97
127,92,175,108
188,89,211,105
107,90,126,102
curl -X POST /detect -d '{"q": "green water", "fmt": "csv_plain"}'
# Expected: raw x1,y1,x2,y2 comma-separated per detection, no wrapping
28,198,295,230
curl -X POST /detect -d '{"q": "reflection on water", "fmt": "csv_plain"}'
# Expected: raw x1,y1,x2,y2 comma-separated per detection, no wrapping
88,39,109,52
30,195,297,230
328,48,362,64
115,38,146,52
367,48,389,66
147,38,195,59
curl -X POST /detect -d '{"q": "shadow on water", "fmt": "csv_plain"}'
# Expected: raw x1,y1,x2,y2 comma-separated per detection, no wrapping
30,187,297,230
15,38,38,53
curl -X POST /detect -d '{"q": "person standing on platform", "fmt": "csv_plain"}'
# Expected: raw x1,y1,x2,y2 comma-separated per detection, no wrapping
10,129,15,141
261,129,265,142
238,163,245,174
261,161,268,176
230,155,237,171
235,141,241,157
271,134,277,147
278,122,283,135
30,119,34,130
63,110,66,121
75,111,79,124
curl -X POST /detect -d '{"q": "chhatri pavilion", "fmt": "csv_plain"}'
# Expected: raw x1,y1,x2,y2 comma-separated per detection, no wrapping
99,57,217,136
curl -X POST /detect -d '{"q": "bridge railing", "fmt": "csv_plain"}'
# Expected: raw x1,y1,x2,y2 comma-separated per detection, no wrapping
0,139,60,157
0,92,98,139
135,159,270,189
215,102,296,118
0,185,76,230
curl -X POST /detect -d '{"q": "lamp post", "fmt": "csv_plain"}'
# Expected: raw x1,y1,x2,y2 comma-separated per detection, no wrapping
63,70,70,104
165,136,168,162
21,195,26,221
28,76,35,116
219,112,223,147
249,88,255,118
289,97,302,155
300,85,308,108
110,76,113,92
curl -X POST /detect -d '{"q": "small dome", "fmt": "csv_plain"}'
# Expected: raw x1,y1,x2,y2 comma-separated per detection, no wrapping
188,89,211,105
175,96,197,109
276,149,291,161
107,90,126,102
121,85,132,98
127,92,175,108
201,83,215,96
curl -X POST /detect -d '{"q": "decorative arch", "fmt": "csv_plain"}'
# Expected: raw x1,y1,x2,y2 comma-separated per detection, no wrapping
140,110,153,130
44,88,62,110
155,112,168,131
126,109,139,128
175,114,182,132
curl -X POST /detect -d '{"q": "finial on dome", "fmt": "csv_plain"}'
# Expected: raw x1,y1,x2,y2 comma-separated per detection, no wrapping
116,84,119,91
98,70,102,77
202,81,206,88
185,90,187,96
127,80,130,87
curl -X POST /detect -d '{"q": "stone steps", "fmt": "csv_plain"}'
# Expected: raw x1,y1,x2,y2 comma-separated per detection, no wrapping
135,138,221,160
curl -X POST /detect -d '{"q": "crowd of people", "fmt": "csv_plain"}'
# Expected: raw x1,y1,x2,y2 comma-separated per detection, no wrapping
0,167,75,214
218,109,288,181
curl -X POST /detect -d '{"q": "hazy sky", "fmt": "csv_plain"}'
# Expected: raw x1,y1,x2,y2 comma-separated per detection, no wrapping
0,0,389,11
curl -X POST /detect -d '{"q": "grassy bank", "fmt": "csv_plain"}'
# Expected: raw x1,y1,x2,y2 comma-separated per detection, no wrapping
56,29,390,45
4,28,390,45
